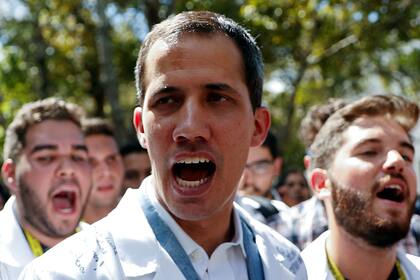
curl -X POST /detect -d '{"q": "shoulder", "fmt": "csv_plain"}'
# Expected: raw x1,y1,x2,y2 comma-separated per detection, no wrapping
0,197,35,274
398,251,420,278
235,203,305,277
19,224,123,279
300,230,330,279
20,189,160,279
301,230,328,259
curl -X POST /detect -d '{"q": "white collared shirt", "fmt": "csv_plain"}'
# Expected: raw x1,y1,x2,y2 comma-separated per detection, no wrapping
148,186,249,280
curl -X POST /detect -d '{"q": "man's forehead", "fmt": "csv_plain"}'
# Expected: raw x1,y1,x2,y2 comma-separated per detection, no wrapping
86,135,119,158
25,120,85,150
150,32,223,52
342,116,411,147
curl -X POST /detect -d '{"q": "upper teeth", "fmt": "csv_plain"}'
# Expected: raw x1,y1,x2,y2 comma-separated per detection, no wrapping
178,158,210,164
386,185,402,191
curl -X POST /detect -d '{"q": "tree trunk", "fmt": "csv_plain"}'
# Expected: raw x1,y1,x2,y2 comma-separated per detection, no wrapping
30,2,49,99
95,0,126,143
282,61,307,144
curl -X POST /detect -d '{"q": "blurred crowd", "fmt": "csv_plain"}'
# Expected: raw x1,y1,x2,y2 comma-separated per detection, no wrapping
1,96,419,254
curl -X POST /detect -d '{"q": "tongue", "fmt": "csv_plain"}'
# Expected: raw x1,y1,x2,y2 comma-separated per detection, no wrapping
53,195,72,211
178,168,208,181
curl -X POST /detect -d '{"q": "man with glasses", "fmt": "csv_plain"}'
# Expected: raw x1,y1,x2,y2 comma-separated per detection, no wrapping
238,131,283,201
237,132,294,239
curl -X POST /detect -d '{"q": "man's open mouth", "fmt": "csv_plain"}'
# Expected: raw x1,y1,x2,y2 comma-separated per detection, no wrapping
376,185,405,203
52,191,77,214
97,184,113,192
172,157,216,188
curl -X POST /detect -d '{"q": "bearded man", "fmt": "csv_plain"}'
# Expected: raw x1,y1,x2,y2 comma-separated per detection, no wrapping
301,94,420,279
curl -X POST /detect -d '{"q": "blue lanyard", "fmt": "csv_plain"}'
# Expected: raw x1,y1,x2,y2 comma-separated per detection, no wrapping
139,189,265,280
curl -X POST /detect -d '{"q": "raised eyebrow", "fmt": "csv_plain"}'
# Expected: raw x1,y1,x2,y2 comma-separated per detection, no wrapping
30,144,57,154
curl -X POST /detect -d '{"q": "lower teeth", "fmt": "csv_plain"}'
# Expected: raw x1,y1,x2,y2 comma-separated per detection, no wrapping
59,208,73,213
176,177,209,188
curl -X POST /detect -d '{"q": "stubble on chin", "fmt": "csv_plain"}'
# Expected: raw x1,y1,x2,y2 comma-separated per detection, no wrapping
19,177,78,238
330,177,413,248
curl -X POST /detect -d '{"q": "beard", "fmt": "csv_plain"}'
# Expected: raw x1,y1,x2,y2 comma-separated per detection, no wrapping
18,177,81,238
330,176,414,248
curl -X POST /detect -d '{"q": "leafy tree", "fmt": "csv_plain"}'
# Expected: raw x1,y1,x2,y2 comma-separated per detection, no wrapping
1,0,419,167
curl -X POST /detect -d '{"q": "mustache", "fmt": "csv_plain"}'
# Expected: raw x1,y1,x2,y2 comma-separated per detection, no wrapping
388,172,405,181
373,172,407,191
48,178,81,196
174,141,212,152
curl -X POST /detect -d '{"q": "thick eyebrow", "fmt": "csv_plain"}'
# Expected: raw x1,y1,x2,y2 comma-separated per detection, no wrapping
30,144,57,154
353,138,414,153
400,141,415,153
73,144,89,153
152,85,180,95
205,83,236,93
30,144,88,154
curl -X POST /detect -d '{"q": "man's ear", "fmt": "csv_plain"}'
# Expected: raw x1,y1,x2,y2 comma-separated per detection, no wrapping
250,107,271,147
310,168,331,200
133,107,148,149
2,159,18,194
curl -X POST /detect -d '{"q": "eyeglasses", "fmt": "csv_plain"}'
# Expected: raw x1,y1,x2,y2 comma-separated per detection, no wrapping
244,159,273,175
285,181,307,188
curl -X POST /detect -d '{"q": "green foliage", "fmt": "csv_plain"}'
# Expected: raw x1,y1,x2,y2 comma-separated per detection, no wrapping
1,0,419,167
238,0,420,167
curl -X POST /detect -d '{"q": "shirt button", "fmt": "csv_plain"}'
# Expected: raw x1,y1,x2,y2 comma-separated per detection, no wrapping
191,250,200,261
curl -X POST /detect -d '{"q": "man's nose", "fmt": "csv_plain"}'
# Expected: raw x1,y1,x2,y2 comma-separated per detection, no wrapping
172,99,211,143
95,161,112,177
383,150,405,173
57,156,76,178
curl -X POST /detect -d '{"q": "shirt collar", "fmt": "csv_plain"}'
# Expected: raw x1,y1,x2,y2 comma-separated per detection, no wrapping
145,178,246,257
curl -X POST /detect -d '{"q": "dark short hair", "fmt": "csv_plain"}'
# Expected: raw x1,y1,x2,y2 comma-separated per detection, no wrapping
135,11,264,111
276,167,307,190
82,118,115,138
299,98,348,150
3,98,85,162
310,94,419,171
120,141,147,157
262,131,281,159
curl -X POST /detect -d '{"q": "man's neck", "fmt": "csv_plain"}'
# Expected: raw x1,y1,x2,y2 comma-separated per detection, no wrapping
83,203,116,224
174,207,235,256
328,224,398,280
264,191,273,200
19,220,66,249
